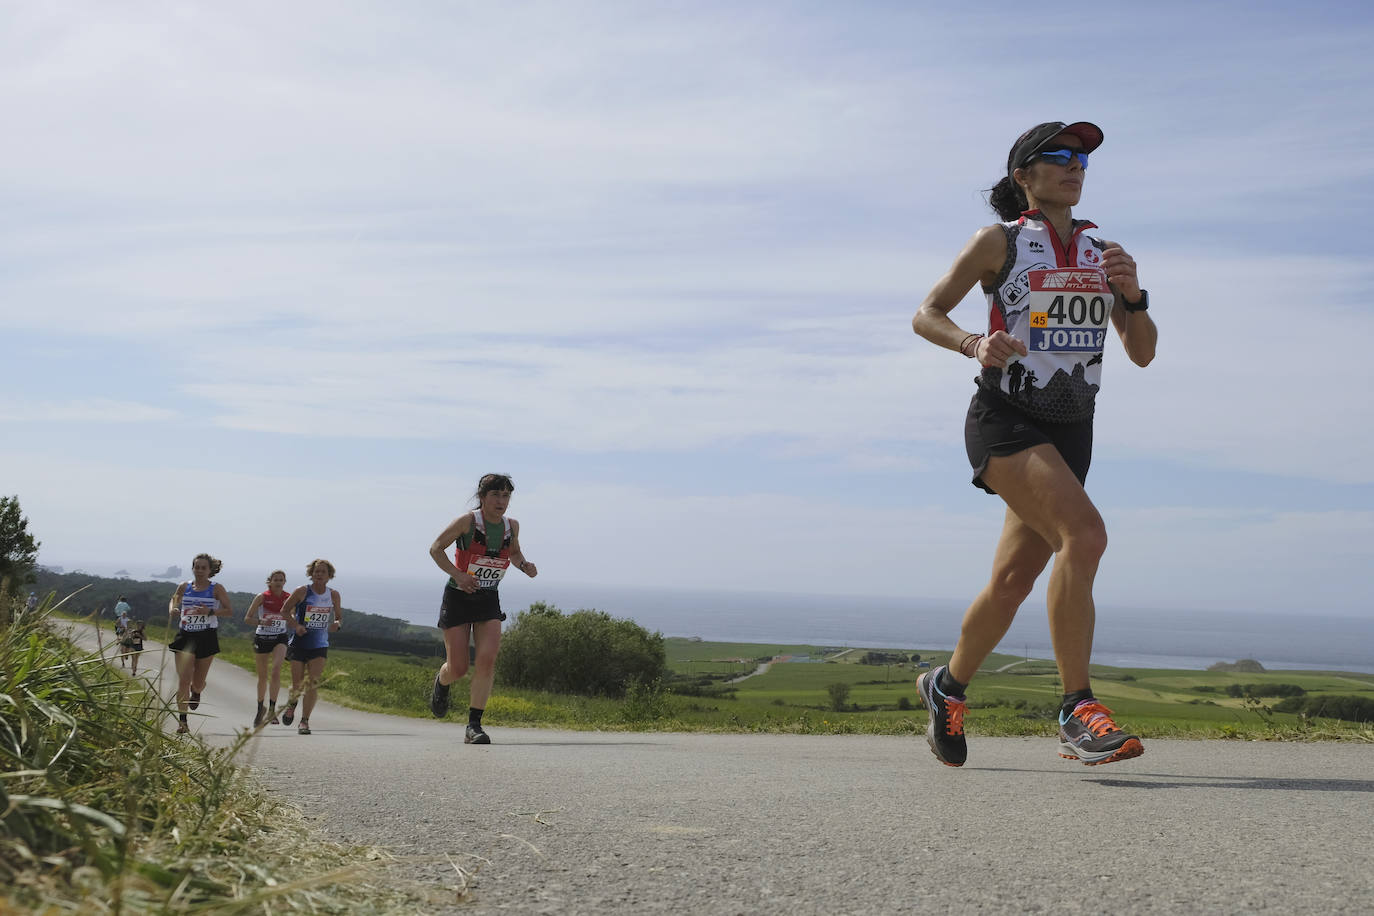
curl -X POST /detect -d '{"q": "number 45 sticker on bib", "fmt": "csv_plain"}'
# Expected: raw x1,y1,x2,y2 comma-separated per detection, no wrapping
1027,268,1112,353
467,555,510,589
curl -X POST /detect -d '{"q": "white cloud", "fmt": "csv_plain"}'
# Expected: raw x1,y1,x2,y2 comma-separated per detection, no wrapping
4,2,1374,622
0,399,177,424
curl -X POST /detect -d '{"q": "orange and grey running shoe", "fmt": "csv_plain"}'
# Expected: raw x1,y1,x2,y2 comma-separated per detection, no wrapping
1057,700,1144,765
917,666,968,767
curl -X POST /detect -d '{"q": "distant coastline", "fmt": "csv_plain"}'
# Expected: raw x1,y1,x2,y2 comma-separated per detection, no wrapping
35,564,1374,674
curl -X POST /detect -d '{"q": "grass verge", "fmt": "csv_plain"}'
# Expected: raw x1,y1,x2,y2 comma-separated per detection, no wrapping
201,628,1374,742
2,592,418,914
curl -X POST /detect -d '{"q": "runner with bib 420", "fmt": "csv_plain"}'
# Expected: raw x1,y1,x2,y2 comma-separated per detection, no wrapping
910,120,1159,769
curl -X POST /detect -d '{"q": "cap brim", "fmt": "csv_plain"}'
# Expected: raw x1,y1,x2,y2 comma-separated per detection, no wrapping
1058,121,1104,153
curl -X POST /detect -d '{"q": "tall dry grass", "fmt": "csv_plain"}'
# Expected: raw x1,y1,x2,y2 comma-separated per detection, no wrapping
1,588,414,913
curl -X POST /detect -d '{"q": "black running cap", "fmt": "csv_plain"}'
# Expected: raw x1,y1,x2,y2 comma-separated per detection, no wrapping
1007,121,1104,175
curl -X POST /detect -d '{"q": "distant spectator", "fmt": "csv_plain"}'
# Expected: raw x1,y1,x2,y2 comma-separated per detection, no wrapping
25,591,38,614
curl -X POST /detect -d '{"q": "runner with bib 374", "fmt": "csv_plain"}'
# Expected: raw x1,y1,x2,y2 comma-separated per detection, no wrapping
167,553,234,735
911,120,1159,768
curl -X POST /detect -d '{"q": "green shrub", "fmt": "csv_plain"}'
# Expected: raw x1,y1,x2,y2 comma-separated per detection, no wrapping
1226,683,1307,698
621,677,672,723
496,602,666,698
1273,695,1374,723
826,682,851,711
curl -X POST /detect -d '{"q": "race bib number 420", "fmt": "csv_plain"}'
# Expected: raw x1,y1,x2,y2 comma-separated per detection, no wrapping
467,556,510,589
1026,268,1112,353
304,609,333,629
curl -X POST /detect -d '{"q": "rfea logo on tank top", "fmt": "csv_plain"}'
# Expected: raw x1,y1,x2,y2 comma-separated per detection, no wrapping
1026,268,1110,353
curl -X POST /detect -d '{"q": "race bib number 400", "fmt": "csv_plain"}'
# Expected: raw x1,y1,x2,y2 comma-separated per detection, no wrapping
304,609,333,629
1026,269,1112,353
467,555,510,590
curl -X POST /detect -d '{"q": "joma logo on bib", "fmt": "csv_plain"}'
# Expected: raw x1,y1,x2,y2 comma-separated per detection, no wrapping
1027,268,1111,353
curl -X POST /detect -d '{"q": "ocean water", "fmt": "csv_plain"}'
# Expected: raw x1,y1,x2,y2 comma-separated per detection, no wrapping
328,574,1374,674
63,561,1374,674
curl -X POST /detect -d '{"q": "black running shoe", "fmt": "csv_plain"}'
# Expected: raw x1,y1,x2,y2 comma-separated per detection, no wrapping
1058,700,1144,766
464,724,491,745
916,666,968,767
281,704,296,726
188,691,201,711
253,704,265,728
429,671,451,718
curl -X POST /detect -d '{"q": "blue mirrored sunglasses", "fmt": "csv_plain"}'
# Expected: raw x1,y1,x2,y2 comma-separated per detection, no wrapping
1031,148,1089,168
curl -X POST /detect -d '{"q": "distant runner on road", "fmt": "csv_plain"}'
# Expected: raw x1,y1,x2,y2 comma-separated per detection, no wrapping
911,119,1158,768
427,473,538,745
114,596,132,668
168,554,235,734
279,559,342,736
122,619,146,676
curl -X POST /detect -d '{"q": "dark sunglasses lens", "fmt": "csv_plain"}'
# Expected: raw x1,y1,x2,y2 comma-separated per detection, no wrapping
1037,149,1088,168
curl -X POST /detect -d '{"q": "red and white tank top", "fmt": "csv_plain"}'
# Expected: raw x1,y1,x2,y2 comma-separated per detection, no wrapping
255,589,290,636
979,211,1115,423
454,511,513,591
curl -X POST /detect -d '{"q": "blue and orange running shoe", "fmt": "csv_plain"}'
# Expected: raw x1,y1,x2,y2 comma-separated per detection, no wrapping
917,666,968,767
1058,700,1144,766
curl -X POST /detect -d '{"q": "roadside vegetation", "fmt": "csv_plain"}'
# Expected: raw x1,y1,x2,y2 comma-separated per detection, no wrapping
1,591,416,914
47,566,1374,743
207,611,1374,742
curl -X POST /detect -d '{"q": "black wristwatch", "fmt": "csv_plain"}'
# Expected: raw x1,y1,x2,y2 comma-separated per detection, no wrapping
1122,289,1149,312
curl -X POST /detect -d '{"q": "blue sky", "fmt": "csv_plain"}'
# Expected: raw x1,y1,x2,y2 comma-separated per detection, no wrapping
3,1,1372,617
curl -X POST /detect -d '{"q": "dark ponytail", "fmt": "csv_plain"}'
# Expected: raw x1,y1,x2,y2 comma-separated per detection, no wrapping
986,175,1026,222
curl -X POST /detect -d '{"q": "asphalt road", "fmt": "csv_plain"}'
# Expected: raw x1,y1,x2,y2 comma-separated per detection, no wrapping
72,623,1374,915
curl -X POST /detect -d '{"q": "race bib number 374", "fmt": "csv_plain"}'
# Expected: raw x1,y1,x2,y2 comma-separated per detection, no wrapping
1026,268,1111,353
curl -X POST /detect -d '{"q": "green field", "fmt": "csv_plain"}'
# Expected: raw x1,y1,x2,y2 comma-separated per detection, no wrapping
190,630,1374,741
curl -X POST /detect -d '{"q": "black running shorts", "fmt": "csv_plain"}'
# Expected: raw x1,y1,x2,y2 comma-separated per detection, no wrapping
253,633,291,654
964,386,1093,495
438,584,503,629
286,642,328,662
169,629,221,659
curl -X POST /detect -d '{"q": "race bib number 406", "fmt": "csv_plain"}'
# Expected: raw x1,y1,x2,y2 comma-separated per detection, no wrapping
467,555,510,589
1027,268,1112,353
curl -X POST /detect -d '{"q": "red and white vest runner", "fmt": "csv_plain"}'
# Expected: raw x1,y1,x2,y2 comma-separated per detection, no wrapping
980,211,1116,423
454,511,513,590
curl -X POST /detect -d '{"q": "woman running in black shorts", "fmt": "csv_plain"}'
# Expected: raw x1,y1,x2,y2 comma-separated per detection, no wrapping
245,569,292,727
167,553,234,734
911,120,1158,768
427,473,537,745
278,559,342,736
